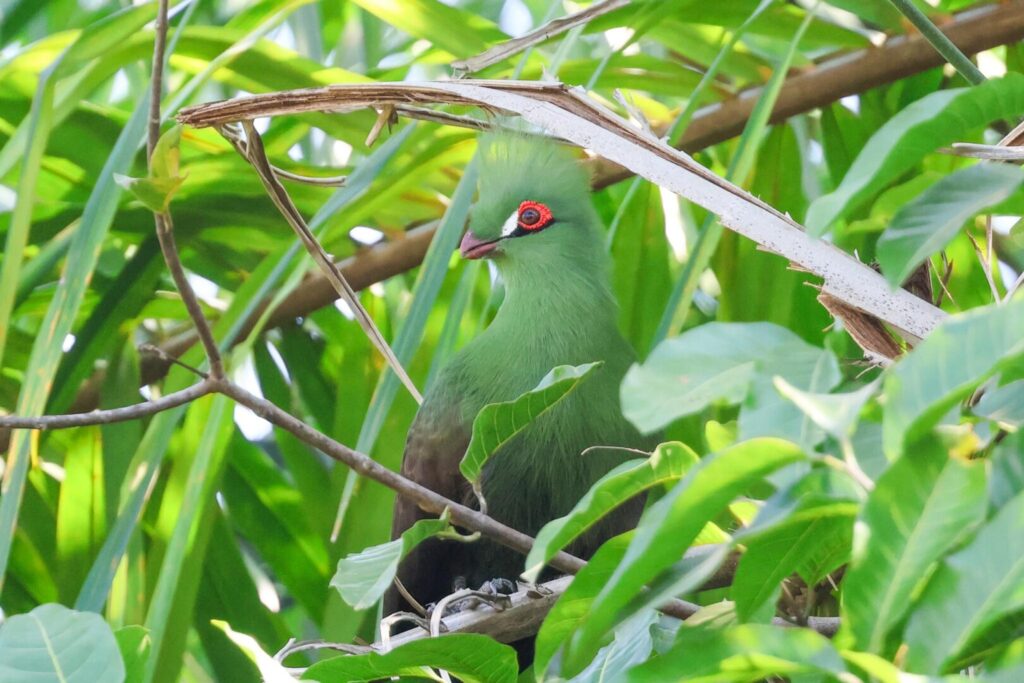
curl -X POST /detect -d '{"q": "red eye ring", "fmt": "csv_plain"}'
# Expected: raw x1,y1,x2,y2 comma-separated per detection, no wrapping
517,201,553,231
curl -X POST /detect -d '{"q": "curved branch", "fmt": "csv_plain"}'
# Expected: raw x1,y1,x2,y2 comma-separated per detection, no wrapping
0,381,213,430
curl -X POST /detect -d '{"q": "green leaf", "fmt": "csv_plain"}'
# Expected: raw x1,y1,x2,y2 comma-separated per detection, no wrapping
564,439,806,675
301,634,517,683
535,533,633,678
0,603,125,682
904,488,1024,673
626,623,849,682
459,362,602,489
733,510,854,623
773,377,879,440
806,73,1024,235
150,125,181,179
523,441,699,583
877,164,1024,286
841,436,987,655
974,379,1024,428
0,81,152,592
114,174,186,213
213,621,292,683
330,516,451,610
623,322,839,439
350,0,505,58
114,626,150,683
883,299,1024,457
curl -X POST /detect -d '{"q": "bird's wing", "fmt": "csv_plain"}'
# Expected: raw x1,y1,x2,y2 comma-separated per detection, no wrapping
385,399,472,614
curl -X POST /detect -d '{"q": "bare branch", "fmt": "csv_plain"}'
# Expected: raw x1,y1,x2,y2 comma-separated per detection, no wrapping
147,0,224,378
0,381,213,430
181,80,946,342
450,0,629,74
233,121,423,404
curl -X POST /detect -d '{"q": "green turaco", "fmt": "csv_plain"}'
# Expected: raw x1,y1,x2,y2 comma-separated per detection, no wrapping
387,134,657,614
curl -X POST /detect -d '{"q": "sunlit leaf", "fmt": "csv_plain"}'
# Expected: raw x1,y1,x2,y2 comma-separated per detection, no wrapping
331,515,451,610
523,441,699,583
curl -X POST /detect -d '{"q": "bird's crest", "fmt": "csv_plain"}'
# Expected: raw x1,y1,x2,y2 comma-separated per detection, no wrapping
477,133,591,207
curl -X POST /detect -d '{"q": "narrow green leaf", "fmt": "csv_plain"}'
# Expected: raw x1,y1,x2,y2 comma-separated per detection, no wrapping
842,436,987,655
0,603,125,682
330,516,451,611
904,488,1024,673
350,0,505,58
213,621,292,683
459,362,602,487
627,624,848,683
115,626,150,683
564,439,806,675
301,634,517,683
523,441,699,582
877,164,1024,286
883,299,1024,457
535,533,633,678
806,74,1024,235
0,86,152,592
143,394,235,683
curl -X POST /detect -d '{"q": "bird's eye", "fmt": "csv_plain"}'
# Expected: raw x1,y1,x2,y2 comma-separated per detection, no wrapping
517,201,553,232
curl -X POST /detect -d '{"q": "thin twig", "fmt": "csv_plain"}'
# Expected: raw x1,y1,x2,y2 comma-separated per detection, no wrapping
235,121,423,404
966,232,1001,303
147,0,224,378
0,381,213,430
451,0,629,74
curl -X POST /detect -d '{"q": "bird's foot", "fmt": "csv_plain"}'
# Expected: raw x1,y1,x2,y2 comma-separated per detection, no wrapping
427,578,516,620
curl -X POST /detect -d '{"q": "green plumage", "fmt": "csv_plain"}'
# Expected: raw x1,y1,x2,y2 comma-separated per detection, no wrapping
388,134,656,612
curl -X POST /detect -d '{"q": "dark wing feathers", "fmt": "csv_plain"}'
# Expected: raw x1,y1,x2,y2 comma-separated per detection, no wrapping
385,401,471,614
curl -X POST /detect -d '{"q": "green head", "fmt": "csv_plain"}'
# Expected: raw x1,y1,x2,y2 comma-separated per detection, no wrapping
460,134,608,286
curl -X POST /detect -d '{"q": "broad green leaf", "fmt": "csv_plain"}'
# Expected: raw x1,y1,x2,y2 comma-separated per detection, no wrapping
330,516,451,610
883,299,1024,457
773,377,879,440
733,510,854,622
301,634,517,683
807,73,1024,235
904,488,1024,673
523,441,699,583
564,439,805,675
842,436,987,656
114,174,186,213
623,322,839,436
0,603,125,682
877,163,1024,286
213,621,292,683
568,610,657,683
535,533,633,678
626,623,848,682
974,379,1024,428
114,626,150,683
459,362,602,488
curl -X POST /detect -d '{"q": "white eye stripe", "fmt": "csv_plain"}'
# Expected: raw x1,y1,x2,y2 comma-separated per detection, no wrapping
500,210,518,237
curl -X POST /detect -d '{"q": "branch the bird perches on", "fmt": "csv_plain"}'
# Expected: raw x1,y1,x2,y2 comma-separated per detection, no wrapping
179,80,946,344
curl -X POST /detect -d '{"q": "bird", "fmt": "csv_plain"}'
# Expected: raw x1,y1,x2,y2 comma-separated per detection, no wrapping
386,133,658,617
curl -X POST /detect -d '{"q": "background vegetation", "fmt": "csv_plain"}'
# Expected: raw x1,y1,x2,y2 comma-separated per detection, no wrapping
0,0,1023,681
